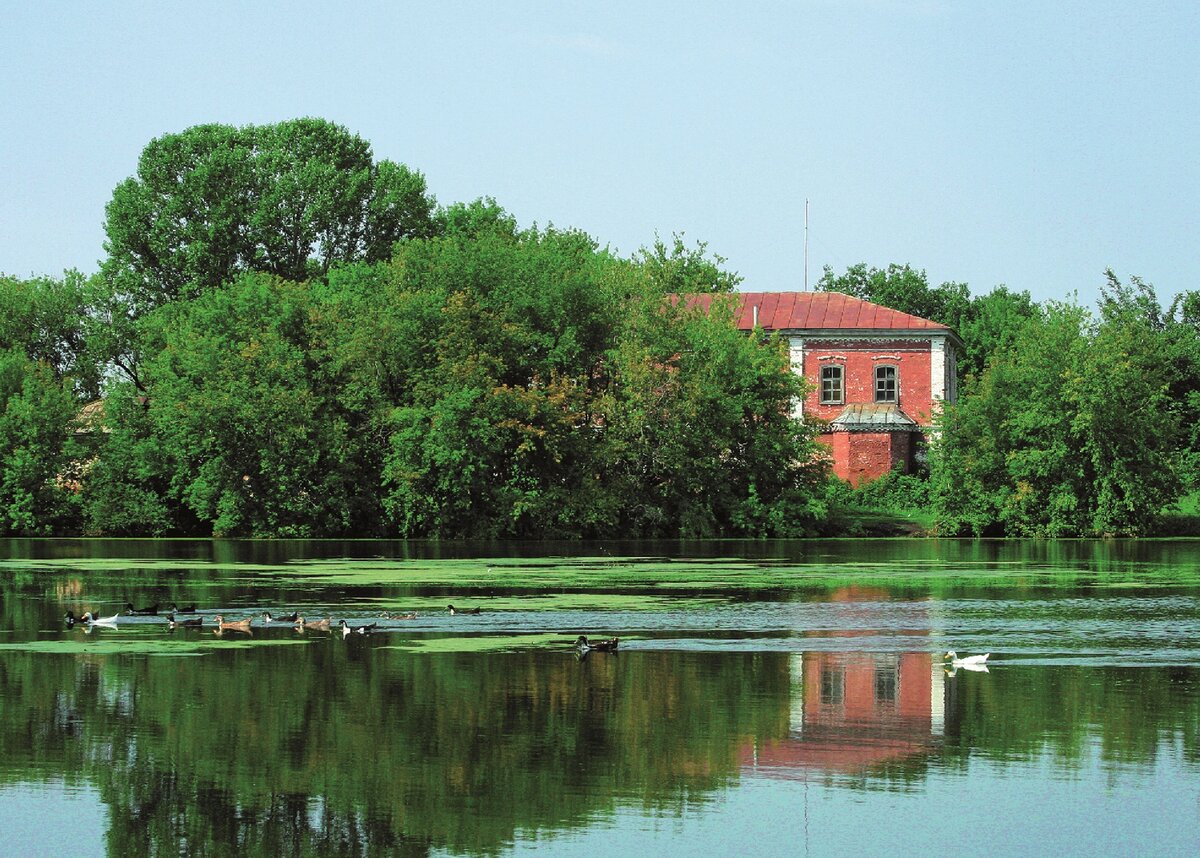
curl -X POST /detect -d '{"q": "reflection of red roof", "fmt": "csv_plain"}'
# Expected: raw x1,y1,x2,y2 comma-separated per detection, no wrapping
684,292,952,333
828,586,891,602
743,735,929,776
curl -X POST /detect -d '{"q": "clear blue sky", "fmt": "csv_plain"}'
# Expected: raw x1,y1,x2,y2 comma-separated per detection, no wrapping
3,1,1197,307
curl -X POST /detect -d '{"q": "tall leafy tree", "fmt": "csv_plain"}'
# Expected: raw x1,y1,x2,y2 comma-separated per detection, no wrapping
80,385,180,535
98,119,437,388
0,349,82,534
103,118,436,306
0,271,96,395
954,285,1038,381
1101,271,1200,495
633,233,742,294
0,273,96,533
603,293,827,536
379,208,628,537
378,208,826,537
931,299,1181,536
132,273,369,536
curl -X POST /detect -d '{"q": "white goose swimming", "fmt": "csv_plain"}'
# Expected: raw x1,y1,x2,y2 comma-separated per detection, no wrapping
945,650,990,667
81,611,120,628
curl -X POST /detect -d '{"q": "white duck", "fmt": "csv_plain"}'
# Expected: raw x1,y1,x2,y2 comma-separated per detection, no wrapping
945,650,989,667
81,611,120,628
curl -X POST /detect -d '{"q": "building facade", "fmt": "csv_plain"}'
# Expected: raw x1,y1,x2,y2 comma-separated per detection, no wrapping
693,291,962,484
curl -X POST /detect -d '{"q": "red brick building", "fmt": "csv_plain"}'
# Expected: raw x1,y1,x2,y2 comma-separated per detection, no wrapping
692,292,962,484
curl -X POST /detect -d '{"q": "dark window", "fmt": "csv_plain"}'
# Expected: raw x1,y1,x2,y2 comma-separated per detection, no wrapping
874,667,898,704
820,668,844,705
820,365,843,404
875,365,897,402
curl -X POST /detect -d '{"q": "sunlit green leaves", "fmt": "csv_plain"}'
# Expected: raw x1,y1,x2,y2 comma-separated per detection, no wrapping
931,299,1183,536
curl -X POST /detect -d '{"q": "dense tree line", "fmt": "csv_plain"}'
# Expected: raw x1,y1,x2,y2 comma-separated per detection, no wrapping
1,119,828,538
2,119,1196,538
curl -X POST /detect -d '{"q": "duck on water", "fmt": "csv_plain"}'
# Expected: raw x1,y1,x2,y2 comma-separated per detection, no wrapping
212,615,253,633
339,620,378,636
575,635,619,653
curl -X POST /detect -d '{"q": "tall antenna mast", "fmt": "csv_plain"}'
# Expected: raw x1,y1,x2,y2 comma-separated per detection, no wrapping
803,198,809,291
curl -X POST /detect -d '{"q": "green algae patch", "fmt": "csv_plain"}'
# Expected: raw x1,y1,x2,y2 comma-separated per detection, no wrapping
384,633,580,654
370,592,723,613
0,637,313,657
7,542,1200,599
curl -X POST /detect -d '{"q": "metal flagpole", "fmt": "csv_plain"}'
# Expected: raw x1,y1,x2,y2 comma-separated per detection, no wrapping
803,198,809,291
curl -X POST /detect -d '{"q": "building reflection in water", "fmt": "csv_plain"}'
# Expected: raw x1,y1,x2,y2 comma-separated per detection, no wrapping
743,587,943,778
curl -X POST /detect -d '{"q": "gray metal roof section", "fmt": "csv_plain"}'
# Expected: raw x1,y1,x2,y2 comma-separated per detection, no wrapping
828,404,921,431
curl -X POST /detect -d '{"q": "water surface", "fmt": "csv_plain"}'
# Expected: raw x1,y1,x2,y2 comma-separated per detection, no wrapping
1,539,1198,856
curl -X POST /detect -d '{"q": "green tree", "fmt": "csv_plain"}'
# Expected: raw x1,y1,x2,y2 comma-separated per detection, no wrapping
816,263,1039,386
0,349,83,534
0,273,97,533
97,119,437,389
931,300,1181,536
602,292,827,536
0,271,97,396
376,207,825,537
135,273,369,536
1101,271,1200,495
634,233,742,294
955,285,1038,381
79,386,180,536
103,118,436,306
379,213,628,537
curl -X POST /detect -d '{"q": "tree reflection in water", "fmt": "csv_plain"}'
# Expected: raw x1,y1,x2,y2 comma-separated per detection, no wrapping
2,640,1199,854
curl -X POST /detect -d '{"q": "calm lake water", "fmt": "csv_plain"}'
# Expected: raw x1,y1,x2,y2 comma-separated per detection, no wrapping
1,539,1198,856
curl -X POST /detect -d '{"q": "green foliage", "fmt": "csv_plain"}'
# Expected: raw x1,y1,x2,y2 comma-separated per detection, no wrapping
14,117,1188,540
84,195,824,538
102,118,436,308
0,273,95,533
852,470,931,512
930,299,1182,536
376,217,823,538
133,273,376,536
1101,273,1200,495
375,216,622,537
633,232,742,294
602,293,827,536
0,271,97,396
818,472,934,536
79,388,178,536
0,349,83,534
95,119,438,391
954,285,1039,381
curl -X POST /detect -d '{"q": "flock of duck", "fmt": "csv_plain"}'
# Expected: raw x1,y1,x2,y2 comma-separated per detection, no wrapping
62,601,621,652
61,602,986,664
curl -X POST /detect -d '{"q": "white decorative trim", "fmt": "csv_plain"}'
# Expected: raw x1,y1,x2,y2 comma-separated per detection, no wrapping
872,354,902,361
931,336,946,402
815,354,848,361
788,336,805,420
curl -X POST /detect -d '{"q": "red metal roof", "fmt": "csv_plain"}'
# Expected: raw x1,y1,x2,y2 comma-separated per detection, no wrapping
685,291,953,333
